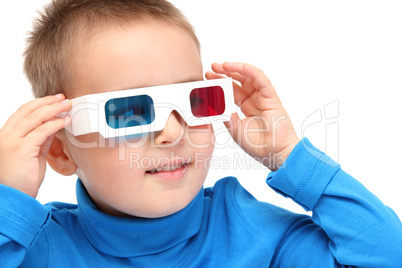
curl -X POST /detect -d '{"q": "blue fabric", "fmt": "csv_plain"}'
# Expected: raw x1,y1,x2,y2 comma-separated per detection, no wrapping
1,138,401,267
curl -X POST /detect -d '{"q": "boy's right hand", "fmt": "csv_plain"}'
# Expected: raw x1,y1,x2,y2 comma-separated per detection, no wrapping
0,94,71,198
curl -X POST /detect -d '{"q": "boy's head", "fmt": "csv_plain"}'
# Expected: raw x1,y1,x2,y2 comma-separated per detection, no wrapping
24,0,215,218
24,0,200,98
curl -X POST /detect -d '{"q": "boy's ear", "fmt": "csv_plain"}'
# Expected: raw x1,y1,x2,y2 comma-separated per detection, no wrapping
47,133,77,176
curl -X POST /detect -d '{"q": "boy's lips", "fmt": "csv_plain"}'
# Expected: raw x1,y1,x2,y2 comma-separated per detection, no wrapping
146,162,189,173
145,159,190,180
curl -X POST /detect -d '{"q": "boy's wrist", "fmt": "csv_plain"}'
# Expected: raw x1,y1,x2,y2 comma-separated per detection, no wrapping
0,183,49,247
267,138,340,211
271,137,300,171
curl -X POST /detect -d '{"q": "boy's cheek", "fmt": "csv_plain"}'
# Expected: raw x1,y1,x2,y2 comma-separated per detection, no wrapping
185,124,215,149
190,124,211,130
193,151,213,171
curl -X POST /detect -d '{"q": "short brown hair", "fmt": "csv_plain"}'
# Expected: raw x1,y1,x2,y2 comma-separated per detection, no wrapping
24,0,200,98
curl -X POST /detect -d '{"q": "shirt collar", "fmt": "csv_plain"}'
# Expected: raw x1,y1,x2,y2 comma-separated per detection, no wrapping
76,179,204,257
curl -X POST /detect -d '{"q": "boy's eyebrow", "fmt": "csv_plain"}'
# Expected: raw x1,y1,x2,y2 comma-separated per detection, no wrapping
176,76,204,84
127,76,204,91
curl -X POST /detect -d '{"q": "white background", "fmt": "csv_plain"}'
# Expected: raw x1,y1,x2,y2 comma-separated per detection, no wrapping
1,1,401,218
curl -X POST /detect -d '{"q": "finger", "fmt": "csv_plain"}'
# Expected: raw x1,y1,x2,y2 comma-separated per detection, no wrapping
211,63,247,84
222,62,278,99
205,71,225,80
232,82,252,107
206,71,251,108
16,99,72,137
223,112,242,144
222,62,266,82
24,116,71,157
212,63,261,102
39,133,57,159
4,94,66,130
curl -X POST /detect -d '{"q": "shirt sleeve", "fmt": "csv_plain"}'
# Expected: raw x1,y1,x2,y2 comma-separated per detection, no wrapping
0,184,50,267
266,138,402,267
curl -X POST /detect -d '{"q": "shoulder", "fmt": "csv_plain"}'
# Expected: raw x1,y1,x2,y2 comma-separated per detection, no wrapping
43,201,80,232
45,201,78,213
205,177,309,237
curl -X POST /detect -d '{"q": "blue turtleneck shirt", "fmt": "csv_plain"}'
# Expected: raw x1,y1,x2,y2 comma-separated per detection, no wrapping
0,138,401,267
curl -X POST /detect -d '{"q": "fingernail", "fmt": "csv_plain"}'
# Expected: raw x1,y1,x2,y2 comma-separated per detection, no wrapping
57,111,68,119
64,116,72,126
55,93,64,98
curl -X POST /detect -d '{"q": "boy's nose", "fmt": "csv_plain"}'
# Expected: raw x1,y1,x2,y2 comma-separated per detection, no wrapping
153,111,186,146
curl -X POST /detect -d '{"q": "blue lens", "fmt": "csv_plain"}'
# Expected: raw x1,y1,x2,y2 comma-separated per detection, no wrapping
105,95,155,129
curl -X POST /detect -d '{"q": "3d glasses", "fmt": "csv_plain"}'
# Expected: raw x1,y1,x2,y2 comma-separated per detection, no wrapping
65,78,235,138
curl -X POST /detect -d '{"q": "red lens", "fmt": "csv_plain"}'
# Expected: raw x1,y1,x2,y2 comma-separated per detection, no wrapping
190,86,226,118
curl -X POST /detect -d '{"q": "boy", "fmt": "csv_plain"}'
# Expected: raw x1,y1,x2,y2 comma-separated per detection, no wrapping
0,0,401,267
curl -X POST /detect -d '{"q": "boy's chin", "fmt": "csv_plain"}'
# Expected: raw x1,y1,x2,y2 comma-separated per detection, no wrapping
123,209,179,219
128,192,200,219
135,200,193,219
137,210,181,219
91,192,195,219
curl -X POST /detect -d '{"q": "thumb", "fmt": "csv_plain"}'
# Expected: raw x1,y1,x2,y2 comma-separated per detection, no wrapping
40,133,57,159
224,112,242,145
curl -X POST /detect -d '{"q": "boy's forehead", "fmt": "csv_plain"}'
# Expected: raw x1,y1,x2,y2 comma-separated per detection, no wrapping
68,23,202,98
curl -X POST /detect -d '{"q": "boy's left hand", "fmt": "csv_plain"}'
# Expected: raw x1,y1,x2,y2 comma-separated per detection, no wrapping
206,62,299,171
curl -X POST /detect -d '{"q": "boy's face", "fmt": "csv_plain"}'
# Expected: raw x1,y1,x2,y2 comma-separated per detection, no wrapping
60,22,214,218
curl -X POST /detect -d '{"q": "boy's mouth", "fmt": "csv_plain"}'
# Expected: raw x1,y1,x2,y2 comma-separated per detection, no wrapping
146,161,189,174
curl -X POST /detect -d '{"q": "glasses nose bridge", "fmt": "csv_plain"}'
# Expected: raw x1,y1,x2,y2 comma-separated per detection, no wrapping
153,100,189,126
152,109,188,146
165,109,189,133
